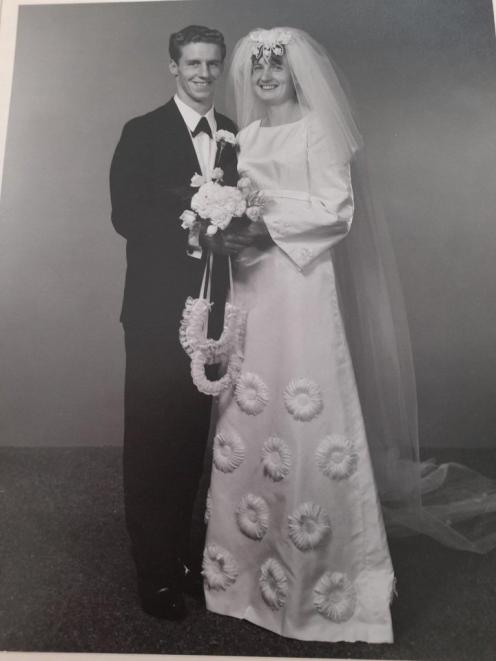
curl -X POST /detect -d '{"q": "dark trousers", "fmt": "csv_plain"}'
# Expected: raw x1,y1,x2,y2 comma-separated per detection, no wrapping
123,327,212,590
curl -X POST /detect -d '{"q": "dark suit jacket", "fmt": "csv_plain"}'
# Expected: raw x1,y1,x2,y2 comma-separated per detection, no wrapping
109,99,238,331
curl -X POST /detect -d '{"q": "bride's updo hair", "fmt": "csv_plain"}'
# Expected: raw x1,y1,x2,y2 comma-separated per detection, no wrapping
251,51,283,66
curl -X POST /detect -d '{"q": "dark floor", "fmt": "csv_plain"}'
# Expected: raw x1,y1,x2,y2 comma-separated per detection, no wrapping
0,447,495,660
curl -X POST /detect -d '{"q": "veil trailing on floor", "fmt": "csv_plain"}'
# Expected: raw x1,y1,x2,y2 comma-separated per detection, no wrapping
227,27,496,553
338,155,496,553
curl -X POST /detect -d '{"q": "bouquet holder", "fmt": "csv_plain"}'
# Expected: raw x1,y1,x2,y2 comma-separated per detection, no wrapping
179,252,246,396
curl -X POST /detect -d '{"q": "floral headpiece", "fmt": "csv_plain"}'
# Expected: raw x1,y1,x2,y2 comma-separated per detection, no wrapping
249,29,292,63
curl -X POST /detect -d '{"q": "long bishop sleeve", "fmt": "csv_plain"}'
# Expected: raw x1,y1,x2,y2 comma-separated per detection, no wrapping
261,116,354,270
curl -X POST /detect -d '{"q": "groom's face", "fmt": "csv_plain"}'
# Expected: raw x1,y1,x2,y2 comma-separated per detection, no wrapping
169,42,224,112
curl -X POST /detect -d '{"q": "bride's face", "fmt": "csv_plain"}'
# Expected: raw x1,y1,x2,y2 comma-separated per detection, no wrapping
251,55,296,106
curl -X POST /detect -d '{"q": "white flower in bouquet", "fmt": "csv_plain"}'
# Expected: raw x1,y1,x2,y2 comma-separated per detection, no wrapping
237,176,252,193
211,167,224,181
191,181,247,233
214,129,237,145
247,189,266,207
237,176,266,222
246,205,262,222
190,173,206,188
179,209,198,229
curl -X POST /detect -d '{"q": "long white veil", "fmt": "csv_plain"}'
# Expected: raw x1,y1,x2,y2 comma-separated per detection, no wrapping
227,27,496,553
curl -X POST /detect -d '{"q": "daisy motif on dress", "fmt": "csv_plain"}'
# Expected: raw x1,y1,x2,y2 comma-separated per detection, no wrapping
259,558,288,610
283,378,323,422
235,372,269,415
261,436,292,481
213,431,245,473
315,434,358,480
236,493,270,540
288,502,331,551
202,543,239,590
313,571,357,622
204,489,212,524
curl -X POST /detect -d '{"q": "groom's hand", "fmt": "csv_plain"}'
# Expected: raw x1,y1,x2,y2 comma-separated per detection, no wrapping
198,219,246,255
223,216,274,252
200,232,243,255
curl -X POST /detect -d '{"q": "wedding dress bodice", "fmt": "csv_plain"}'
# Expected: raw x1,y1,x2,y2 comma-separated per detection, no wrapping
237,115,354,270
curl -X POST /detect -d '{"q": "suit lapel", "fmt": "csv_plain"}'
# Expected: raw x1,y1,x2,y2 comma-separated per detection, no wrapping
161,99,202,177
214,111,232,131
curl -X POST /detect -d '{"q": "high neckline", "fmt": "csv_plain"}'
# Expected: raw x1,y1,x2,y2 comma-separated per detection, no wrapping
258,116,306,129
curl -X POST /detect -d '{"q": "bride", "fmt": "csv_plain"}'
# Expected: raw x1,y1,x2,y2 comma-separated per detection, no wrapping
202,27,394,643
201,26,496,642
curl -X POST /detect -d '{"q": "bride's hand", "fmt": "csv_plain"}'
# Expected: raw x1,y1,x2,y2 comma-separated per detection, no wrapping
198,216,274,255
198,220,248,255
201,233,248,255
223,216,274,252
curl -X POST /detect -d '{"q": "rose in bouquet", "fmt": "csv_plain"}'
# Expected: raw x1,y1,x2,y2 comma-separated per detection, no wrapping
236,175,266,222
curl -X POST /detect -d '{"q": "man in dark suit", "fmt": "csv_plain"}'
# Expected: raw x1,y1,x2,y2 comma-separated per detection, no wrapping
109,25,242,620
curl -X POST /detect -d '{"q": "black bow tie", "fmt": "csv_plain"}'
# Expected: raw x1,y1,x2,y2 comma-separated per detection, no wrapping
191,116,212,138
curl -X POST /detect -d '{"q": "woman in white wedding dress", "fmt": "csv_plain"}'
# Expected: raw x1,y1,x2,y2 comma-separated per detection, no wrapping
202,27,395,643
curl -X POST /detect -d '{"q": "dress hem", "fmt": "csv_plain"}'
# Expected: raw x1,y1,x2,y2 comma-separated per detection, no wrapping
205,600,394,644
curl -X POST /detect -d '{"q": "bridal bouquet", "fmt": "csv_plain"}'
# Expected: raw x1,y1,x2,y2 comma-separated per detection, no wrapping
184,177,247,235
180,171,265,236
180,128,265,236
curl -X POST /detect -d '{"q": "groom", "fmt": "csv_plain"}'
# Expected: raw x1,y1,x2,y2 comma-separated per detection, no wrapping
109,25,244,620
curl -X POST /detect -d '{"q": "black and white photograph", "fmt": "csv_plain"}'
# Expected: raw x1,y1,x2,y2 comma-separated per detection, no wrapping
0,0,495,659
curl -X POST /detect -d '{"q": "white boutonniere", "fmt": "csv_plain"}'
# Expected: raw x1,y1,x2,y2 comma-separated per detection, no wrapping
214,130,237,170
214,129,237,146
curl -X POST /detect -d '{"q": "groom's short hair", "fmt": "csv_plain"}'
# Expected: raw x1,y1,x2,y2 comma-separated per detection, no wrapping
169,25,226,63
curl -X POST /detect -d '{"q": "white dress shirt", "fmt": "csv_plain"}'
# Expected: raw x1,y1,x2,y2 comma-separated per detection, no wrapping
174,95,218,258
174,94,217,180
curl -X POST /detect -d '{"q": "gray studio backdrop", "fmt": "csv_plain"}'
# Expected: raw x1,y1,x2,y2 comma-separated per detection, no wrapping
1,0,495,448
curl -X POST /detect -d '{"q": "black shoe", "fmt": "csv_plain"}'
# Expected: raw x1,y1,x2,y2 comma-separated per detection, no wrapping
183,569,205,601
138,584,188,621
